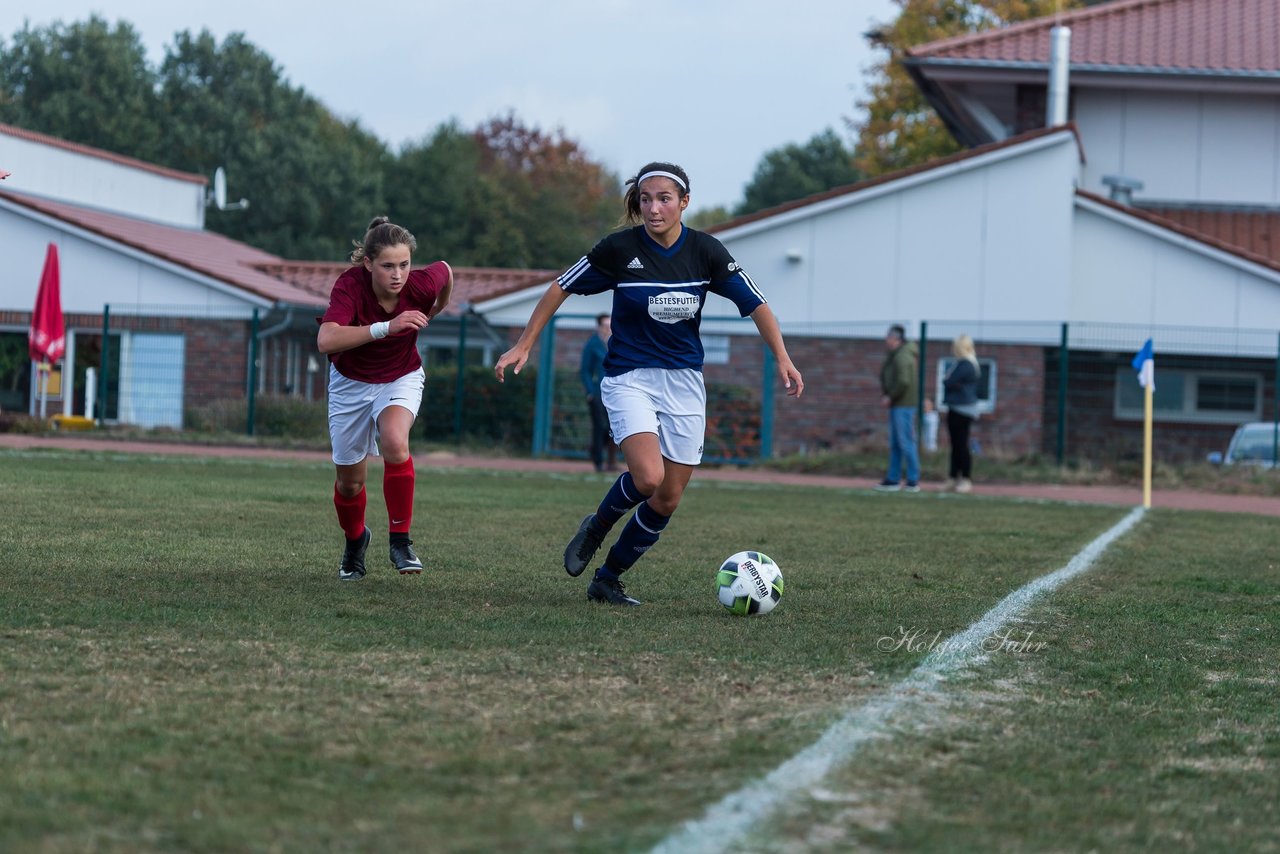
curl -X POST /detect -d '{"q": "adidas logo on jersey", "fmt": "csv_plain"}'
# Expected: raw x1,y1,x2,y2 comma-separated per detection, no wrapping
627,257,644,270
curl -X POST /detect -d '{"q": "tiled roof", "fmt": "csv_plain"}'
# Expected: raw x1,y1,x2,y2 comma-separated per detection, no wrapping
0,122,207,184
1,188,322,307
1138,204,1280,265
1079,190,1280,274
4,188,558,313
908,0,1280,74
257,262,557,317
708,124,1082,234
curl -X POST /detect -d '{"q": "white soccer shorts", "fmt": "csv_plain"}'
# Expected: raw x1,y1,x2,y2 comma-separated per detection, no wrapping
327,365,425,465
600,367,706,465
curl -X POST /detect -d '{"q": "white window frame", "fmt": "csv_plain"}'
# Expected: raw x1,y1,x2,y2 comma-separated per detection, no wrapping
935,357,997,415
701,333,731,365
1113,368,1262,424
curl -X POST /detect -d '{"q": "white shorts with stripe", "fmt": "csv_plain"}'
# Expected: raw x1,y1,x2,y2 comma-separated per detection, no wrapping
600,367,706,466
327,364,424,466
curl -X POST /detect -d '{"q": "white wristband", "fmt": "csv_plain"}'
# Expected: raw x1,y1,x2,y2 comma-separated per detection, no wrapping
370,321,390,340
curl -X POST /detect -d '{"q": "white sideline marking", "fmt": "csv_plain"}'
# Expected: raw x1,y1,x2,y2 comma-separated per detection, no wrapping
652,506,1146,854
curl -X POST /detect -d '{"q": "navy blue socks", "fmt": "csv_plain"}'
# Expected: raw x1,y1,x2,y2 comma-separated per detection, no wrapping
596,501,671,581
594,471,648,529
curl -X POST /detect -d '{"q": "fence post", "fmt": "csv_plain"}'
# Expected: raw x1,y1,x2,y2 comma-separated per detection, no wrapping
532,317,557,457
246,308,259,436
760,343,775,460
917,321,928,440
1056,322,1069,465
453,311,468,443
1273,331,1279,466
98,305,110,425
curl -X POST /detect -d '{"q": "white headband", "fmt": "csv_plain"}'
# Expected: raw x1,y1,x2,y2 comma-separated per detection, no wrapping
637,170,687,191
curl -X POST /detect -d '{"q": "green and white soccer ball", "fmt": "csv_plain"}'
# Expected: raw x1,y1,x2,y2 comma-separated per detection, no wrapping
716,551,784,616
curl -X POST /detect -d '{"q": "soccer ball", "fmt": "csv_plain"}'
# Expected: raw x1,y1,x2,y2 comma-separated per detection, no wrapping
716,551,784,616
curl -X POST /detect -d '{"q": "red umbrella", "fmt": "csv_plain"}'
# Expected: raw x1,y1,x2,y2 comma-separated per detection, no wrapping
30,243,64,419
29,242,65,364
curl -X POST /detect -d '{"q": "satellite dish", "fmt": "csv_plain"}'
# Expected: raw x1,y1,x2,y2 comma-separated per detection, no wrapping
213,166,228,210
207,166,248,211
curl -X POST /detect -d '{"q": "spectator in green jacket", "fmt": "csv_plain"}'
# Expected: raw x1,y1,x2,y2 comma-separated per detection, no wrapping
874,324,921,492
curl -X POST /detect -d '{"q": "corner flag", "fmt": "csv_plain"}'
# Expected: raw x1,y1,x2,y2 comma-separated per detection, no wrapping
1131,337,1154,391
1131,338,1154,508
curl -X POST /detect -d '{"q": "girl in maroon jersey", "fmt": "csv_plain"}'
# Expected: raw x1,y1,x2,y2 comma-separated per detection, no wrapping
317,216,453,579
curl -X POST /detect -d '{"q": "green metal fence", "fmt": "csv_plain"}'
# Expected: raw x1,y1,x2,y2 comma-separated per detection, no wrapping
16,304,1271,471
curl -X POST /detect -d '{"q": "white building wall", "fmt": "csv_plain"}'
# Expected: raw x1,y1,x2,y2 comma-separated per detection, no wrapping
719,133,1080,335
1074,89,1280,206
1070,202,1280,329
481,134,1085,338
0,132,205,228
3,207,260,317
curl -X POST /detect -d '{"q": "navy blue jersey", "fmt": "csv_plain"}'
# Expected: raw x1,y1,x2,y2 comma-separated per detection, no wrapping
558,226,765,375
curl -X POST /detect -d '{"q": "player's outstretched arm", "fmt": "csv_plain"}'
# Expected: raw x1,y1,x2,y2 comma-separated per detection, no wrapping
495,282,571,382
749,304,804,398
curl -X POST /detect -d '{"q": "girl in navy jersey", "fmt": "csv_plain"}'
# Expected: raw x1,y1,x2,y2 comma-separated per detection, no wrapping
318,216,453,580
495,163,803,606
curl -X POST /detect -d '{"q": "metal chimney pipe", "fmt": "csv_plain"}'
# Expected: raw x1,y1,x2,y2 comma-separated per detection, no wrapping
1048,26,1071,126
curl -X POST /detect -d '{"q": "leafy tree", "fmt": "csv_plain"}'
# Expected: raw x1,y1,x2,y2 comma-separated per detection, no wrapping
736,129,863,216
852,0,1083,177
0,19,622,267
687,206,733,230
473,113,620,269
156,30,389,259
0,16,162,157
389,121,528,267
389,115,620,270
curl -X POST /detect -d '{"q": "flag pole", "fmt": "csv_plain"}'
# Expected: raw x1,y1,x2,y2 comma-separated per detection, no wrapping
1142,382,1152,509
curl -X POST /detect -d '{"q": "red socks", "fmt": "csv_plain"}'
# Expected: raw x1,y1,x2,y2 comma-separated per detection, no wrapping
383,457,415,534
333,484,366,540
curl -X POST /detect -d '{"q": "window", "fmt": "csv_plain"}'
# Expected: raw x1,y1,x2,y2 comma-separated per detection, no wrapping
701,334,731,365
0,330,32,413
1114,368,1261,423
118,333,185,428
935,357,997,414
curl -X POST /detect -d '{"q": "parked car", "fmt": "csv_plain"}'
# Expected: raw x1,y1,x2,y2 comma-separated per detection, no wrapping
1207,421,1279,468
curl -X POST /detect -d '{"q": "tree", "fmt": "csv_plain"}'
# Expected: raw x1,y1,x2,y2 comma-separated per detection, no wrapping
473,113,620,269
851,0,1083,178
156,30,389,259
390,115,620,270
687,206,733,230
0,16,162,158
736,129,864,216
389,122,527,267
0,19,622,266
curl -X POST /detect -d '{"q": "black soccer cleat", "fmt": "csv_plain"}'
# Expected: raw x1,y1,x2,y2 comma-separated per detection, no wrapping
390,539,424,574
338,528,371,581
564,514,607,577
586,575,641,607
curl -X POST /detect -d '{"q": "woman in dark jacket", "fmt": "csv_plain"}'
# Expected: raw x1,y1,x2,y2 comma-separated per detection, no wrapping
942,334,981,493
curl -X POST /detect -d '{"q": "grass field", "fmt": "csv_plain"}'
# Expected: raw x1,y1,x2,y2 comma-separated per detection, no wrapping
1,449,1276,853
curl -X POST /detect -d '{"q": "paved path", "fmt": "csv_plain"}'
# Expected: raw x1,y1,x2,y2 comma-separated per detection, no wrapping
4,433,1278,517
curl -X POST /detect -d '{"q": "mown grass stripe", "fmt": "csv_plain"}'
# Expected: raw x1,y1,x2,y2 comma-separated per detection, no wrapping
652,506,1147,854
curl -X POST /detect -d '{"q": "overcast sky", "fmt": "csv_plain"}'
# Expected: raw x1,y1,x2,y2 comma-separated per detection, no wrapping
17,0,899,212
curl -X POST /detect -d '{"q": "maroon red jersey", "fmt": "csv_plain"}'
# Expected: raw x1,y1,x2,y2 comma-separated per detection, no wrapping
321,261,448,383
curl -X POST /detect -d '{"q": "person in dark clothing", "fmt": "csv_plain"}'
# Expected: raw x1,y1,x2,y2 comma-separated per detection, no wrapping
580,313,616,472
942,334,981,493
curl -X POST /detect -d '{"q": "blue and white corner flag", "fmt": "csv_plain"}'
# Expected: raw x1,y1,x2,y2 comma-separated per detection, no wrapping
1131,338,1155,391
